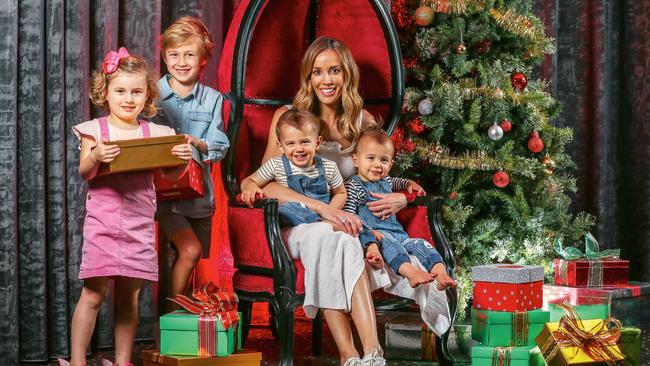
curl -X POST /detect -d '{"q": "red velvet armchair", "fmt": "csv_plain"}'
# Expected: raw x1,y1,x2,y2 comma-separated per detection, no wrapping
217,1,457,365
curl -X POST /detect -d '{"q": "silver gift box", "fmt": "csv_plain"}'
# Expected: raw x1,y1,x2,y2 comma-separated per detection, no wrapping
471,264,544,283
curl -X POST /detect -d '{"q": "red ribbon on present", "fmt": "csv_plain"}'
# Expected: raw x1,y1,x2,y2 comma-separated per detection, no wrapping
168,282,239,357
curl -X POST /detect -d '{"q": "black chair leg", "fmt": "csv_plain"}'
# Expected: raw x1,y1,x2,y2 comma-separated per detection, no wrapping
238,300,253,347
275,304,295,366
312,310,322,356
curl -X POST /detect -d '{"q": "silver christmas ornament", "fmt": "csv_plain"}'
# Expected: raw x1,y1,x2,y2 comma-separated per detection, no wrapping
488,123,504,141
418,98,433,115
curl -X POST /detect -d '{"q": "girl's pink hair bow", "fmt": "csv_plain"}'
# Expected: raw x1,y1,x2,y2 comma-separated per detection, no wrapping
102,47,130,74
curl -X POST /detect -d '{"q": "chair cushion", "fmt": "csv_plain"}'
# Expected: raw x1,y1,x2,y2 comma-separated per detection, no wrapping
233,260,306,295
396,205,435,245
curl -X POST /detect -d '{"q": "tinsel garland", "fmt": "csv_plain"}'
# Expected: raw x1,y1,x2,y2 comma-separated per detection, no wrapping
421,0,488,14
416,142,500,170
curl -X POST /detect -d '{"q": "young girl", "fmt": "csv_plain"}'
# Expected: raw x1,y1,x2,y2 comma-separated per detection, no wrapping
154,16,229,303
63,48,190,366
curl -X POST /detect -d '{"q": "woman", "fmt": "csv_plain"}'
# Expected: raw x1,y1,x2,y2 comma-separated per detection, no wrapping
258,37,408,366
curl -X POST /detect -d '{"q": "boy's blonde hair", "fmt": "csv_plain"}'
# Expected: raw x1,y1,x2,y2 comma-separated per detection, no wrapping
89,55,159,118
293,37,364,144
161,16,214,60
275,110,322,141
355,128,394,155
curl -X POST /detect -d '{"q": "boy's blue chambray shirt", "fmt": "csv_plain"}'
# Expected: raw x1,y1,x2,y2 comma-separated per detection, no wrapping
154,75,230,218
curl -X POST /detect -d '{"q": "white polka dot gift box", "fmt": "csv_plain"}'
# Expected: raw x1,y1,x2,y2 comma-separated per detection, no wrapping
154,158,206,202
471,264,544,312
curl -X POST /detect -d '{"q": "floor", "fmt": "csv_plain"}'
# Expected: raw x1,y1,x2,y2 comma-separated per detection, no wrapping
42,315,649,366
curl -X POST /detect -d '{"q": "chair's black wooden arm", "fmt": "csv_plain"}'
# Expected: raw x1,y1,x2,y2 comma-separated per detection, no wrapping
228,198,297,294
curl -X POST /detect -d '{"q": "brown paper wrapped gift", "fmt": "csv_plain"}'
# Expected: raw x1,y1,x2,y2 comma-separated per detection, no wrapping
140,349,262,366
97,134,185,175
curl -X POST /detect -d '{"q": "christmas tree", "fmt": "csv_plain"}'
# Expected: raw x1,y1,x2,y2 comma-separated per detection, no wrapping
391,0,594,317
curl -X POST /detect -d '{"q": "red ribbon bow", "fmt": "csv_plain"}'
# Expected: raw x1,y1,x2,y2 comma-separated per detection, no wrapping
102,47,130,74
168,281,239,329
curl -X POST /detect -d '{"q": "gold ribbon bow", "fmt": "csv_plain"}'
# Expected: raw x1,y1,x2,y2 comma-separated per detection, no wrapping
541,302,622,366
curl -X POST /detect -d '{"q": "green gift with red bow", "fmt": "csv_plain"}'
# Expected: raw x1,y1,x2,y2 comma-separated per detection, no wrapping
472,308,550,347
554,233,629,287
160,282,241,357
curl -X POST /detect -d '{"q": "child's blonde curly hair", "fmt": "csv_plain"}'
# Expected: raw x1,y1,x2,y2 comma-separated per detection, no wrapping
89,55,159,118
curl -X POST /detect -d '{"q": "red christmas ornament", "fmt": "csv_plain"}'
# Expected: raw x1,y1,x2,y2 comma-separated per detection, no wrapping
527,131,544,153
455,43,467,54
511,72,528,91
476,39,492,54
409,117,427,135
493,171,510,188
391,127,405,150
499,119,512,132
449,191,458,200
403,139,416,152
414,6,435,26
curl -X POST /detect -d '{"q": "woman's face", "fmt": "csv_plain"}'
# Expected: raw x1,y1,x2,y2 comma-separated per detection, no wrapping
310,49,344,107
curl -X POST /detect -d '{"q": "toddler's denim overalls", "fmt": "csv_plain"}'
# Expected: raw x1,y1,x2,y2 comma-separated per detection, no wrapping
278,155,330,226
349,175,443,273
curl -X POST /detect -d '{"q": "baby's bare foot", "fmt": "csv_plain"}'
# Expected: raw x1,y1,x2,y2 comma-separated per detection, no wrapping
435,271,457,290
406,270,436,288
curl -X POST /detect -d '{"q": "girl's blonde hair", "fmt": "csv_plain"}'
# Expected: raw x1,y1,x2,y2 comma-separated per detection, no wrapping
161,16,214,60
89,55,159,118
293,37,364,143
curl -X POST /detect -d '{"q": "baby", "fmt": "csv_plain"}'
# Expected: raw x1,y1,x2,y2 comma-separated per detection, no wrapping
240,110,346,228
344,128,456,290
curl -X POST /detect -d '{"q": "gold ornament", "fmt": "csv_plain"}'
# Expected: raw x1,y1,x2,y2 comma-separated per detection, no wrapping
492,87,505,99
542,155,556,175
455,43,467,54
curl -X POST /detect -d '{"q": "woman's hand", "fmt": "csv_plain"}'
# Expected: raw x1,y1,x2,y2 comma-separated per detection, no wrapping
92,139,120,163
367,192,408,220
317,204,363,236
406,180,426,196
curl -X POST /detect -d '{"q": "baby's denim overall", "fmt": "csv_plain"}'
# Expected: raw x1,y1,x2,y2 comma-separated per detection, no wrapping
350,175,443,273
278,155,330,227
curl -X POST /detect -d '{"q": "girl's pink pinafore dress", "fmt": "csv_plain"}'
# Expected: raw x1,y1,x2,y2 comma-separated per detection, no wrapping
77,117,159,281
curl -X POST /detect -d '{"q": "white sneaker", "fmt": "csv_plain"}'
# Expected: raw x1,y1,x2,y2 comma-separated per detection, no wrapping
362,349,387,366
343,356,364,366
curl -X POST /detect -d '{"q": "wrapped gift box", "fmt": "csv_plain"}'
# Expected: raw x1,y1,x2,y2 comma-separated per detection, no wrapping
471,308,549,347
98,134,185,175
472,264,544,312
543,285,611,322
471,345,547,366
160,311,239,357
535,319,623,366
140,349,261,366
554,258,629,287
154,158,206,201
618,327,641,366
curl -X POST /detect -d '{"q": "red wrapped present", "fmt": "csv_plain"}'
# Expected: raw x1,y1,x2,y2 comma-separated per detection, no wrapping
472,264,544,312
554,233,629,287
154,158,205,202
554,259,629,287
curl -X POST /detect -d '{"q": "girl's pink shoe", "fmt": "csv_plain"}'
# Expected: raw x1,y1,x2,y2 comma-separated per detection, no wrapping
57,359,86,366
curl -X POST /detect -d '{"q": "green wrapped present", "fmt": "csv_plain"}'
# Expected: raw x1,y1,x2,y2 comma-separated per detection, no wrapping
618,327,641,366
160,311,238,357
471,345,547,366
472,308,550,347
161,282,240,357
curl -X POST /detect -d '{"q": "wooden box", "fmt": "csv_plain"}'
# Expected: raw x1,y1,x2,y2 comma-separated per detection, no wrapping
140,349,262,366
97,134,185,175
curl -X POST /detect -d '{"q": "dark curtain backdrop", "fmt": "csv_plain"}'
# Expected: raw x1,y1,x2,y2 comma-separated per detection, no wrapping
0,1,239,364
0,0,648,364
534,0,650,282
